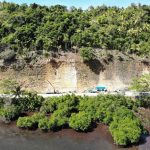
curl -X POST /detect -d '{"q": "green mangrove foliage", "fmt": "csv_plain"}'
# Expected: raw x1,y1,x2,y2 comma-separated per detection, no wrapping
17,116,36,129
40,97,58,113
0,94,146,146
49,112,69,130
110,118,142,146
109,107,143,145
17,112,45,129
38,117,50,130
0,105,21,122
16,91,44,111
69,111,92,131
41,94,79,115
0,2,150,60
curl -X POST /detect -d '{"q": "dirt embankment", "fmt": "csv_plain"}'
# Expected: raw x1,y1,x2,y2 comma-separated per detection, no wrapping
0,52,150,93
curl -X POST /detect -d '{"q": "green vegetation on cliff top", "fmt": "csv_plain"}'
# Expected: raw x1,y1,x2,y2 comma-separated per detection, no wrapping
0,2,150,60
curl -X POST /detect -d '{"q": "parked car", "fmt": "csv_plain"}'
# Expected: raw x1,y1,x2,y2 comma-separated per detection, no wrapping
83,88,98,93
84,85,107,93
96,86,107,92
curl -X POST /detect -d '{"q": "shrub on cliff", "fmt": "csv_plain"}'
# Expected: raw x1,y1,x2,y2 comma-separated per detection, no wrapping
69,111,92,131
130,74,150,92
79,47,95,61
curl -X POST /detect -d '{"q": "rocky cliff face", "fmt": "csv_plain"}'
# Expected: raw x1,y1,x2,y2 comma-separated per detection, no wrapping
0,53,149,93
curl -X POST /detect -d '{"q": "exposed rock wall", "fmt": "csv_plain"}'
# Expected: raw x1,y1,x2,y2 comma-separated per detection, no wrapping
0,54,149,93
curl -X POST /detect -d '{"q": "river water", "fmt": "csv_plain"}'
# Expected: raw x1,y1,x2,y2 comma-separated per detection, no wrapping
0,123,149,150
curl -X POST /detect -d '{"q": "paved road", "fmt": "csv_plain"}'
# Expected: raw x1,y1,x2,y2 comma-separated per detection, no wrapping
0,93,103,98
38,93,99,98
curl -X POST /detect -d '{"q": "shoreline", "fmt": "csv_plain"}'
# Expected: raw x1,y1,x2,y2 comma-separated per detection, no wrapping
0,122,142,150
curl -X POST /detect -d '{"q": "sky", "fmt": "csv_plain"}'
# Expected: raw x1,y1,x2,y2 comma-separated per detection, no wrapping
0,0,150,9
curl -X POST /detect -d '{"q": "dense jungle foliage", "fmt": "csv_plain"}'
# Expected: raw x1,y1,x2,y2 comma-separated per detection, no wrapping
0,93,148,146
0,2,150,60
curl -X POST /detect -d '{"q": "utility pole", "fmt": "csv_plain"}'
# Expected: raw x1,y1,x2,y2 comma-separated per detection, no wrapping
47,80,56,94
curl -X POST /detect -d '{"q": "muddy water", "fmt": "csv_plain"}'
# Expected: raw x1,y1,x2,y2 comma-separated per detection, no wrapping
0,123,149,150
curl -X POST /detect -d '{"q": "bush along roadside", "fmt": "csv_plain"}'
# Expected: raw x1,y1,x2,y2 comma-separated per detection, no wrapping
16,91,44,112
